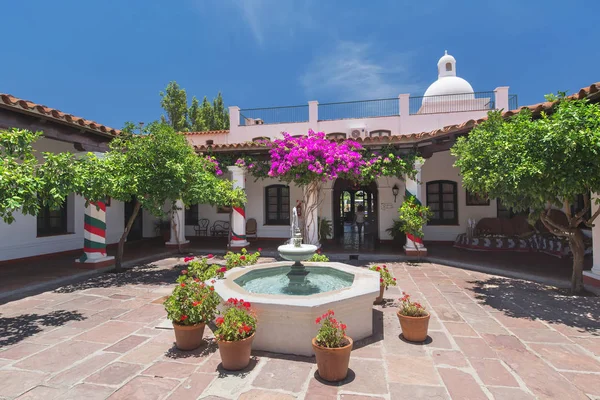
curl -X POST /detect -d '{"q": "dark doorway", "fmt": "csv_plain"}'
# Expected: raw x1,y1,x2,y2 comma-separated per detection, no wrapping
333,179,378,251
124,200,143,241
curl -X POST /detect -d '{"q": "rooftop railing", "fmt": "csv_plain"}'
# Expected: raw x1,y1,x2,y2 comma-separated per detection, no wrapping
409,91,497,115
508,94,519,110
239,104,309,126
318,98,399,121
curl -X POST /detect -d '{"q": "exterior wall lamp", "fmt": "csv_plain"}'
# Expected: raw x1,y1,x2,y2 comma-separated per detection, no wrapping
392,184,400,202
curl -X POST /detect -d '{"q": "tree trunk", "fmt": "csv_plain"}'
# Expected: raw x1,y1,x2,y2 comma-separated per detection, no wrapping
568,229,586,294
115,200,142,272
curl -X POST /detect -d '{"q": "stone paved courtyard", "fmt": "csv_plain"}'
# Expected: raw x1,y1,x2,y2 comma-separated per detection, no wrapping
1,257,599,399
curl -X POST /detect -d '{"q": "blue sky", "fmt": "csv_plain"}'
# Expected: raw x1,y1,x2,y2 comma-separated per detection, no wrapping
2,1,598,130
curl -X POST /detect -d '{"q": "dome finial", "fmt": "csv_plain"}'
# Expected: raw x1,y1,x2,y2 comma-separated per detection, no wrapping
444,50,448,55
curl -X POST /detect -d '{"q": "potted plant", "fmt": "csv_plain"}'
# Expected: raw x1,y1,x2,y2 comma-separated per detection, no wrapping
370,265,397,305
180,254,227,282
312,310,352,382
154,218,171,241
397,292,430,342
164,280,220,350
214,298,257,371
385,220,407,245
397,195,432,259
224,248,261,269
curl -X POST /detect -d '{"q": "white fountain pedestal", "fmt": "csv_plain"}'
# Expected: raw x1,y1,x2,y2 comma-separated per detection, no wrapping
213,262,380,356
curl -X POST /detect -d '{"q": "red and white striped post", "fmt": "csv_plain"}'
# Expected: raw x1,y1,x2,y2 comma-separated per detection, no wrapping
75,200,115,268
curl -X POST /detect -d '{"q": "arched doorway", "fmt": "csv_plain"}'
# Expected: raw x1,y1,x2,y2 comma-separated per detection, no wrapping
332,179,378,250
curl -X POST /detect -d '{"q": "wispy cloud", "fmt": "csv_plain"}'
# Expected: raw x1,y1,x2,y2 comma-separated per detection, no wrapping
203,0,315,47
301,41,423,100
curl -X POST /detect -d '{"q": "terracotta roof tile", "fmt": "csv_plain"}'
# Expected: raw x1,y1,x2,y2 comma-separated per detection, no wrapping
182,130,229,136
0,93,119,137
193,82,600,153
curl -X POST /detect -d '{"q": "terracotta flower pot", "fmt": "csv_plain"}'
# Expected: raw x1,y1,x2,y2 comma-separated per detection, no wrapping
312,336,353,382
373,286,385,305
397,312,430,342
217,333,255,371
173,322,206,351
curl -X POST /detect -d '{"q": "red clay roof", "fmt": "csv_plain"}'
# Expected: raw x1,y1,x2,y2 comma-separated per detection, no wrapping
195,82,600,153
0,93,120,137
182,130,229,136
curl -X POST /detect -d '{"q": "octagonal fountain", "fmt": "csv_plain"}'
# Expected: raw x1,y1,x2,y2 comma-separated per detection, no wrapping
213,209,379,356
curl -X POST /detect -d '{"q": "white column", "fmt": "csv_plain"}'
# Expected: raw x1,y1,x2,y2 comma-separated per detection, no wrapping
308,101,319,127
404,160,427,255
494,86,510,110
229,106,240,128
229,166,250,248
166,200,189,246
304,186,320,247
584,193,600,283
398,93,410,116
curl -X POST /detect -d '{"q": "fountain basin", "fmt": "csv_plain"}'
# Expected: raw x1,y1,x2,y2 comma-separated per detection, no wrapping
277,243,318,263
213,261,380,356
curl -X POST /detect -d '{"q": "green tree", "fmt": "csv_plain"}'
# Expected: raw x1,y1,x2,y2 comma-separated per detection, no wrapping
397,195,432,260
452,95,600,293
0,128,107,224
103,121,245,271
188,96,207,132
160,81,189,132
199,96,214,130
212,92,230,130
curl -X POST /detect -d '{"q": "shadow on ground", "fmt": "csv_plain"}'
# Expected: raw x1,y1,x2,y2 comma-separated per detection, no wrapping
0,310,86,346
54,264,182,293
469,277,600,335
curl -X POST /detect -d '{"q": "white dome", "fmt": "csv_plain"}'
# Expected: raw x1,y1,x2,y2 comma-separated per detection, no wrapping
422,50,474,102
423,76,475,98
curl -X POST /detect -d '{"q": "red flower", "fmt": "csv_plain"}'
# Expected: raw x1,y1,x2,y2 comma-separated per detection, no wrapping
258,248,263,251
242,324,252,333
181,269,188,275
240,255,246,260
393,278,396,281
184,257,194,263
207,254,214,259
380,278,384,283
180,283,186,287
317,249,322,254
243,301,251,309
340,323,347,330
315,317,321,324
211,280,216,284
383,265,387,269
180,315,188,321
194,278,200,282
219,267,227,273
376,266,381,271
331,318,337,324
209,287,214,291
215,316,224,325
192,301,200,307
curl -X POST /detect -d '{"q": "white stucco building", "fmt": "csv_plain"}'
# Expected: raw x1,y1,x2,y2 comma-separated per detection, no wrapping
185,51,516,252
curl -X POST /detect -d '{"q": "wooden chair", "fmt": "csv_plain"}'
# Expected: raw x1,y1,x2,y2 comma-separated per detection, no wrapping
194,218,209,236
246,218,258,240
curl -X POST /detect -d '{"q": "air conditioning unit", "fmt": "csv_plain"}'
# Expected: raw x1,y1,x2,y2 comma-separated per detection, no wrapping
350,128,366,138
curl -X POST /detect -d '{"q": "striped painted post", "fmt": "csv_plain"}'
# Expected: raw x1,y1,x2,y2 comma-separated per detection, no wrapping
404,188,424,246
77,201,114,266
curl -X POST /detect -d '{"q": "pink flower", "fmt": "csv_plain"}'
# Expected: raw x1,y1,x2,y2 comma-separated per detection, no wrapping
258,248,263,252
207,254,214,259
184,257,194,263
219,267,227,273
181,269,188,275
